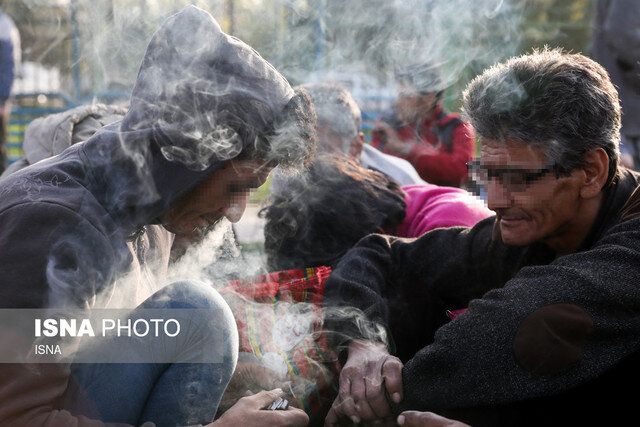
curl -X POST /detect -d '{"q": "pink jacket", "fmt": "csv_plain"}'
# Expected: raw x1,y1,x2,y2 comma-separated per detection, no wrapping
395,184,493,238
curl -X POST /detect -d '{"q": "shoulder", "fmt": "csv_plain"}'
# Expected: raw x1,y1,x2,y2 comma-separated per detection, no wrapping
0,161,116,239
361,144,426,185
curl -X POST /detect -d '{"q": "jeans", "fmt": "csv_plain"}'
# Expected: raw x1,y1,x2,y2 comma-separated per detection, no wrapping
63,280,238,426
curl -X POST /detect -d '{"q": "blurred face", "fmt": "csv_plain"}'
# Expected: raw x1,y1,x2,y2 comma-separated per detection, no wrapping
316,122,347,154
479,139,586,248
161,158,272,235
395,83,437,123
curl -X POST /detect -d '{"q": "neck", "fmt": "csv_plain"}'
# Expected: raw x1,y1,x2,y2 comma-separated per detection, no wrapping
545,192,605,257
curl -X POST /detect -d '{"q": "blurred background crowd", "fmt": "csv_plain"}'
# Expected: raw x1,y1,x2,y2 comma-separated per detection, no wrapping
1,0,638,269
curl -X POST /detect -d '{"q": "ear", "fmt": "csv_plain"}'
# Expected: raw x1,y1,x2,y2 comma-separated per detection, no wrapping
579,147,609,199
349,132,365,158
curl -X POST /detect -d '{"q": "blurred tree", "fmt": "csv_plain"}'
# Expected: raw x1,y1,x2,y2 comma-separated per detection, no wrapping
0,0,597,105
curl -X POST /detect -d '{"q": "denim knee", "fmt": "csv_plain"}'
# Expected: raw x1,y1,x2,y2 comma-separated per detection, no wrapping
142,280,238,371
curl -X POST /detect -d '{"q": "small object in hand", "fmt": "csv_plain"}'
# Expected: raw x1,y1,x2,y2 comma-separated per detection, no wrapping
266,397,289,410
266,397,283,410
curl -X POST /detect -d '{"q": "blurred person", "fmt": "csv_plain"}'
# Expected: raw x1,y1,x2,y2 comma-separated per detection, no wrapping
263,154,491,271
371,63,475,187
0,6,20,174
0,103,127,180
0,6,314,427
299,81,426,186
323,49,640,426
591,0,640,170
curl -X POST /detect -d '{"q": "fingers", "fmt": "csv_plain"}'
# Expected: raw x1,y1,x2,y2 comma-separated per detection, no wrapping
397,411,470,427
364,374,389,418
351,375,377,420
337,372,360,424
324,402,339,427
243,388,284,409
273,406,310,427
382,357,403,404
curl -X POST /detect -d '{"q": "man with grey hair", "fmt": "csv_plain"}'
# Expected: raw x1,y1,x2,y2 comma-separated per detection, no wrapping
298,81,426,186
323,48,640,426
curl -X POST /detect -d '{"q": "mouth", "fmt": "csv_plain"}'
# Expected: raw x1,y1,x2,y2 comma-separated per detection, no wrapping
497,213,530,228
201,213,222,227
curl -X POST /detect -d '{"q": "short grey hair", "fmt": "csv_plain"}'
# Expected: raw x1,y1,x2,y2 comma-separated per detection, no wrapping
462,48,621,187
296,82,362,154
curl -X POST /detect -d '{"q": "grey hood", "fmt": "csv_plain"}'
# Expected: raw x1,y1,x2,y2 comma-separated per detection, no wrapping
81,5,315,229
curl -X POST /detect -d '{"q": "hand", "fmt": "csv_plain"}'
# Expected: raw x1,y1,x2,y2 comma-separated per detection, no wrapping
217,361,286,415
373,122,409,155
324,340,403,426
212,388,309,427
397,411,470,427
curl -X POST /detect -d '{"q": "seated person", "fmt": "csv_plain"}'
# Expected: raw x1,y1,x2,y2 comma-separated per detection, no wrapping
0,7,313,427
263,154,492,271
323,49,640,426
371,62,475,187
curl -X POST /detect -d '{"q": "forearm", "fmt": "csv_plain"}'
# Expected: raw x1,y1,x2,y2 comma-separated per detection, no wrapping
324,219,500,350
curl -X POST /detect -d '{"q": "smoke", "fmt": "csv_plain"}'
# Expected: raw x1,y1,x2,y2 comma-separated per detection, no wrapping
6,0,530,419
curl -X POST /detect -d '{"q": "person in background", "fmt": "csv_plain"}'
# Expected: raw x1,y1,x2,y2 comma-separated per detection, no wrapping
0,103,127,180
0,6,314,427
292,81,426,187
324,48,640,426
263,154,491,271
591,0,640,170
371,62,474,187
0,6,20,174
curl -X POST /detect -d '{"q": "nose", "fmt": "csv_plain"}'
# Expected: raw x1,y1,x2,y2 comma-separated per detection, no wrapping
223,191,250,223
486,178,512,212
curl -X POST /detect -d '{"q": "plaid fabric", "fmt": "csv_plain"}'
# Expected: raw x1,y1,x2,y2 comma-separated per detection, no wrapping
219,266,339,416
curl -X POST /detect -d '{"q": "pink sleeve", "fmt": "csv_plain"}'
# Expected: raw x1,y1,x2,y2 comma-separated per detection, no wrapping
396,185,493,238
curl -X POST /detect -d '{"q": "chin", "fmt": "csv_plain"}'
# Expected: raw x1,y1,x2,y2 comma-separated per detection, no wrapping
499,227,537,247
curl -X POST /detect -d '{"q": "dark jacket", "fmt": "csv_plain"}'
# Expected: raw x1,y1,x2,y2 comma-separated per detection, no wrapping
0,6,309,426
324,168,640,425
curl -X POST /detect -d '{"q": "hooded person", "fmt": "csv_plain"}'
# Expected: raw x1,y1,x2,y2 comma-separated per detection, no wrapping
0,6,314,427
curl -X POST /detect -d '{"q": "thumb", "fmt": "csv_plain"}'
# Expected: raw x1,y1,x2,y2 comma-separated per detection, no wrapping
246,388,284,409
397,411,427,426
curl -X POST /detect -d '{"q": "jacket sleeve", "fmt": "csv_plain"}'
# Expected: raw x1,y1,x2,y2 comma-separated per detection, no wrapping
406,124,475,186
323,217,508,352
0,203,147,426
325,213,640,412
394,214,640,412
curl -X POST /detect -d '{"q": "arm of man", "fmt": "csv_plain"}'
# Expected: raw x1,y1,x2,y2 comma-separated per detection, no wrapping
393,214,640,418
325,213,640,423
324,217,517,424
405,125,475,186
0,202,124,426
